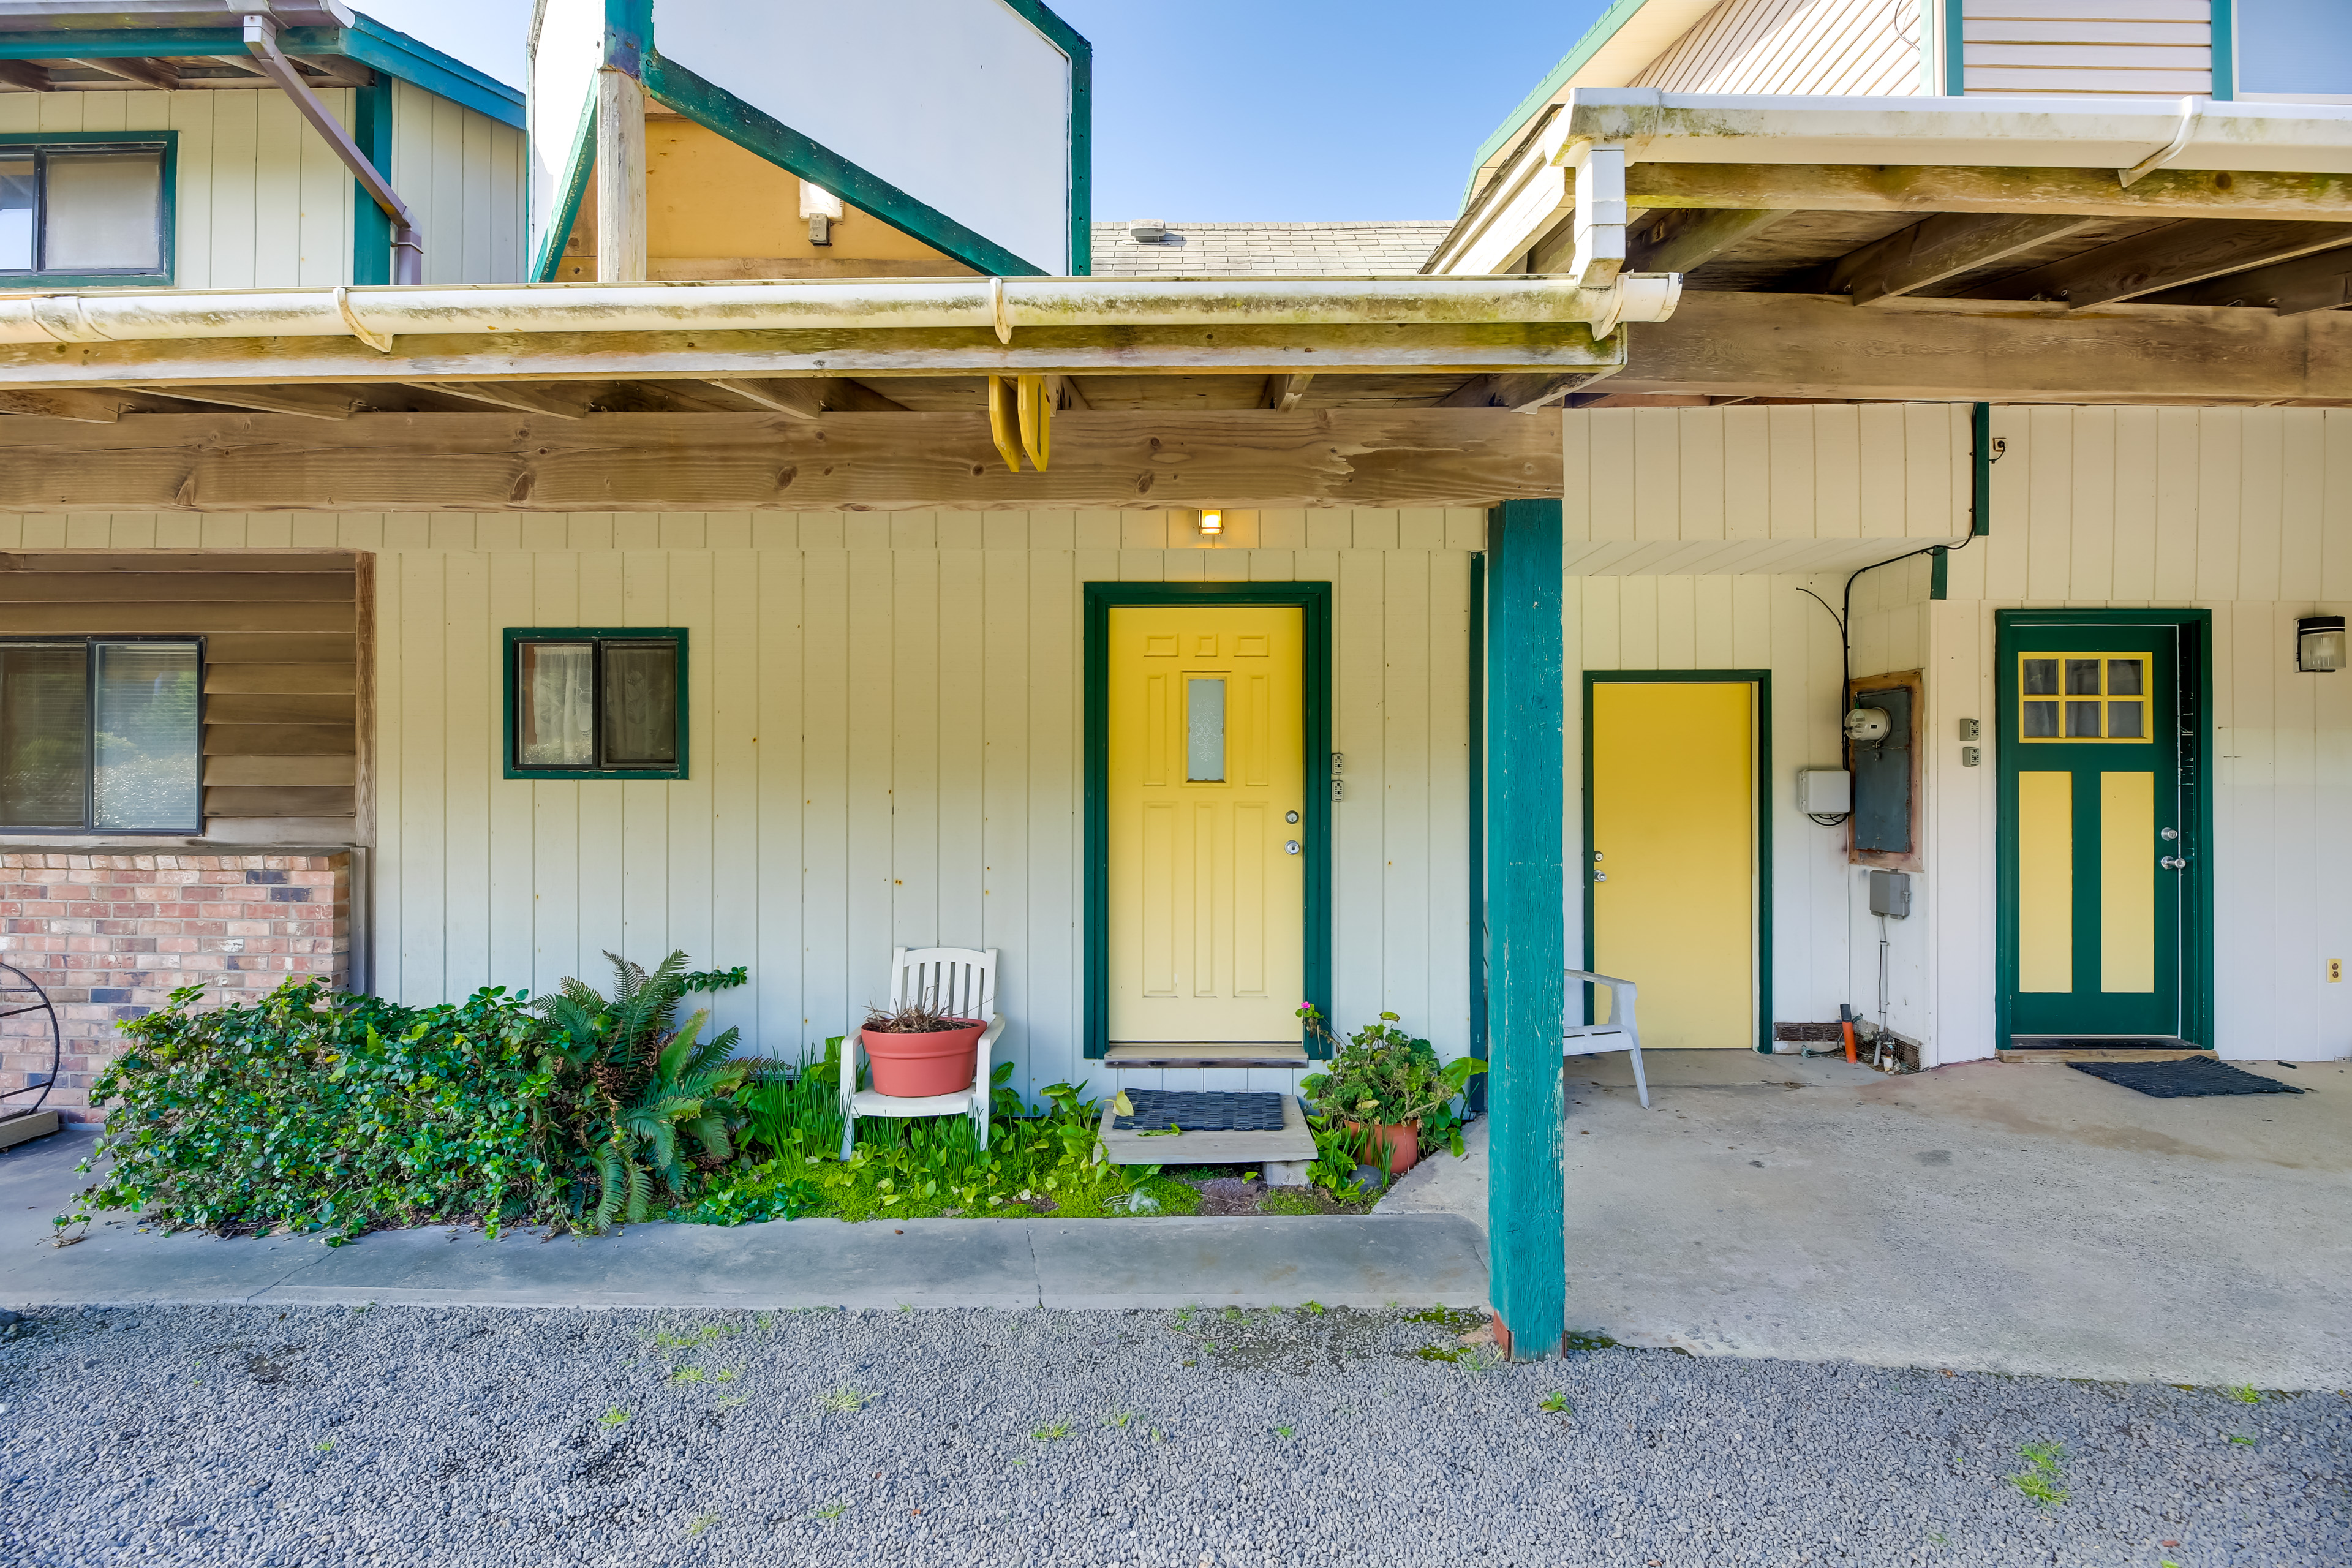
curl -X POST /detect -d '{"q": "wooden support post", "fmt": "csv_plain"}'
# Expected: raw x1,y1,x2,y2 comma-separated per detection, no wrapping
1484,498,1566,1361
595,67,647,284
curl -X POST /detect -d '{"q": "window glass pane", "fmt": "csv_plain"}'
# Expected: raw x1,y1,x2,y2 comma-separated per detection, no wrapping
0,156,32,272
2064,658,2103,695
2021,658,2058,695
0,644,88,827
600,642,677,767
2106,700,2144,739
2239,0,2352,99
2021,700,2059,737
1185,677,1226,782
44,151,162,271
91,642,198,830
516,643,594,767
2064,699,2103,738
2106,658,2142,696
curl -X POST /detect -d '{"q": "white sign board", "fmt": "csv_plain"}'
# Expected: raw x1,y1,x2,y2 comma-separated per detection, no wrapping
652,0,1077,274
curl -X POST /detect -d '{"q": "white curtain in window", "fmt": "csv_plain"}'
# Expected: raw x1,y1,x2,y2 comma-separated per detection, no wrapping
518,643,594,766
45,152,162,271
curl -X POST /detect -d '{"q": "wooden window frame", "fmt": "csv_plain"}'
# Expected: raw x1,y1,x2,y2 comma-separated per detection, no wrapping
0,132,178,289
0,634,206,835
501,627,688,782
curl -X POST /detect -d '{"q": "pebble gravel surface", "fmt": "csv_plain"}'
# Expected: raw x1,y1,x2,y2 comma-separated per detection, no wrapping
1,1302,2345,1567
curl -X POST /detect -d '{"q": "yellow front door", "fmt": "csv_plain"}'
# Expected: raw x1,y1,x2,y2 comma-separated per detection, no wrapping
1107,606,1305,1042
1588,680,1757,1049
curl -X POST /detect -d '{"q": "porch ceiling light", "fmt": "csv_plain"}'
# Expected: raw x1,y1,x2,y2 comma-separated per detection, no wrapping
2297,615,2345,673
1197,509,1223,537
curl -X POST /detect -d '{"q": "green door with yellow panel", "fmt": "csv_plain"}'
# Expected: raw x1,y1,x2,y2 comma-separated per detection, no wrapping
1997,616,2203,1042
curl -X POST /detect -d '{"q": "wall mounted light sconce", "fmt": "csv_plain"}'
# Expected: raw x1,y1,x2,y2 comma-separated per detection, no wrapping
2297,614,2345,673
1197,508,1223,538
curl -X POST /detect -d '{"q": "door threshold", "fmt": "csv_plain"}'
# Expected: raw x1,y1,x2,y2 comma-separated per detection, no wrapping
2001,1036,2209,1063
1104,1042,1311,1069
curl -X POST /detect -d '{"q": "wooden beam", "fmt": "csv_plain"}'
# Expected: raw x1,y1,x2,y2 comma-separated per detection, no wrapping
405,382,592,419
1977,220,2352,307
699,377,911,417
0,388,126,423
1812,212,2107,306
1435,368,1620,412
1627,208,1792,275
69,57,177,90
1262,372,1314,412
0,409,1569,512
2154,244,2352,315
0,321,1620,385
0,61,53,91
1600,290,2352,404
1626,161,2352,223
113,385,358,420
595,68,647,284
1485,498,1566,1362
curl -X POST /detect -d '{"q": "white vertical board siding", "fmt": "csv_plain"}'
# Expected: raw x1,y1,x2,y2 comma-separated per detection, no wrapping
325,508,1480,1103
0,85,524,287
1563,405,1970,576
1633,0,1926,97
389,80,527,285
1564,573,1857,1041
1935,407,2352,1061
1963,2,2212,98
0,88,355,288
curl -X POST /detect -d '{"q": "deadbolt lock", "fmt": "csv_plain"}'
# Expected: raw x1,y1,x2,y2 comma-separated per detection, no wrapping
2159,827,2178,841
1286,810,1300,824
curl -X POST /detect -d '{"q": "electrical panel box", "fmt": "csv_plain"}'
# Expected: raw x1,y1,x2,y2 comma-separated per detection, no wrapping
1852,685,1914,855
1868,869,1912,919
1797,768,1851,814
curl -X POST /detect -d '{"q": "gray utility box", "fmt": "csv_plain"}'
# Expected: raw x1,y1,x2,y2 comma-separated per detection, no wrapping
1868,869,1912,919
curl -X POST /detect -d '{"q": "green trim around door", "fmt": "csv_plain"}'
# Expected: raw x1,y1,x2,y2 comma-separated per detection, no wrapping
1082,581,1333,1060
1994,609,2214,1048
1580,669,1776,1052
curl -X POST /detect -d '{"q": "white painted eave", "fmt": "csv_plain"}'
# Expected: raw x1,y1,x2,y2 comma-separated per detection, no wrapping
1561,90,2352,175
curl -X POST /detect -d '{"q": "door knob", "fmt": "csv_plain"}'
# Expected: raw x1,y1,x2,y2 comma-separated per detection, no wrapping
1593,872,1608,883
2160,856,2186,870
1284,840,1300,855
2159,827,2179,842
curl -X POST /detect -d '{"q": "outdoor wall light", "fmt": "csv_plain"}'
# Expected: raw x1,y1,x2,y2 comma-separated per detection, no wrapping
2297,615,2346,673
1197,508,1223,537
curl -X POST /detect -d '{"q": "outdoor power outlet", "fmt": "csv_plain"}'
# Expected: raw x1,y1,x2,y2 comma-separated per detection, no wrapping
1797,768,1850,814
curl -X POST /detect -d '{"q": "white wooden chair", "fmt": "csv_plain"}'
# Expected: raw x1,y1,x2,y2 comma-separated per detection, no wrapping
1563,967,1650,1109
839,946,1006,1158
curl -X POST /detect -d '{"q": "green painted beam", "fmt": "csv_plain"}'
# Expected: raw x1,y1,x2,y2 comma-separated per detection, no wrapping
350,71,393,286
1485,499,1566,1360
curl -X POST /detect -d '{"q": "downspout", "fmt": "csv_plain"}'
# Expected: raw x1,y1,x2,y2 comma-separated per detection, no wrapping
243,13,423,284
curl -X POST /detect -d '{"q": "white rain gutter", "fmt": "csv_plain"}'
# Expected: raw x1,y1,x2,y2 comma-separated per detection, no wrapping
0,274,1683,350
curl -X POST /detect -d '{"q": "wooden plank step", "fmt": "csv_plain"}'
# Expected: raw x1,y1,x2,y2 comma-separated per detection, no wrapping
1104,1042,1311,1069
1096,1092,1317,1167
0,1109,62,1150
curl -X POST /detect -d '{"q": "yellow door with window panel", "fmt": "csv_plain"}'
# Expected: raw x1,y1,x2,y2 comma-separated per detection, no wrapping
1588,679,1758,1050
2000,626,2186,1041
1107,606,1305,1042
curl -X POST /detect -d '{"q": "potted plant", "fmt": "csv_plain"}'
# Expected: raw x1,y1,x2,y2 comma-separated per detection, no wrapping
1297,1007,1485,1177
860,997,986,1098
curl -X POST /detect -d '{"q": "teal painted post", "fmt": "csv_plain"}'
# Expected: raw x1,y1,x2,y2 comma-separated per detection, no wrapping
351,74,394,285
1485,499,1566,1360
1971,402,1992,535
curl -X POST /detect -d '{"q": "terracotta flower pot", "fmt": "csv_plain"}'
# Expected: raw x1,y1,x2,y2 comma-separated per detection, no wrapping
1348,1118,1421,1177
861,1020,984,1098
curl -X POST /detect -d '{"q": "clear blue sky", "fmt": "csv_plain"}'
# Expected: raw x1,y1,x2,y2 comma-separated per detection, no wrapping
360,0,1616,221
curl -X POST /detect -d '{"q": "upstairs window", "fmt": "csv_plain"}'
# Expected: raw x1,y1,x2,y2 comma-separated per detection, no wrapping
0,639,203,834
0,139,172,284
504,630,687,780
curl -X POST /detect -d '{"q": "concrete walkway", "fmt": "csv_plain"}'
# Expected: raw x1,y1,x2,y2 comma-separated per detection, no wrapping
1381,1049,2352,1390
0,1128,1487,1311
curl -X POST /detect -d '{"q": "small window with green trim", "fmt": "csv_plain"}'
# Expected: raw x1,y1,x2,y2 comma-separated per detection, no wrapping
1,138,173,285
505,629,686,780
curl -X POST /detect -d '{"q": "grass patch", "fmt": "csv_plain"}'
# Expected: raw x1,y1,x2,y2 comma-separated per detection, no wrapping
2007,1442,2068,1507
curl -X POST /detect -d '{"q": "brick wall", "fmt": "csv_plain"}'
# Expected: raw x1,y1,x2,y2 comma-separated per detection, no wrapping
0,852,350,1123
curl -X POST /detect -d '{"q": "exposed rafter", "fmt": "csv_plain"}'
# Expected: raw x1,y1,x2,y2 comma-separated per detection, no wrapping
1626,162,2352,224
405,382,591,420
1812,213,2108,306
112,384,358,420
0,388,129,423
1978,220,2352,307
2153,246,2352,315
1263,372,1314,412
1628,208,1792,276
0,59,51,91
68,56,178,90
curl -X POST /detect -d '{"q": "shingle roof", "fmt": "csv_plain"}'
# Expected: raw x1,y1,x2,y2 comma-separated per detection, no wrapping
1090,221,1450,278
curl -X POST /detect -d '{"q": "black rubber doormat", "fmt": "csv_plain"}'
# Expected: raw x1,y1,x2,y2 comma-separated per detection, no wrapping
1112,1090,1287,1132
2068,1058,2305,1098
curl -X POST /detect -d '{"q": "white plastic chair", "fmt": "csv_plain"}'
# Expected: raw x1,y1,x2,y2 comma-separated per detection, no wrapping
839,946,1006,1158
1563,967,1650,1109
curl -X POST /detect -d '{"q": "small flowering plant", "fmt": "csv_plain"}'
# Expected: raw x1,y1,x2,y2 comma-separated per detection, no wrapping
1295,1005,1485,1133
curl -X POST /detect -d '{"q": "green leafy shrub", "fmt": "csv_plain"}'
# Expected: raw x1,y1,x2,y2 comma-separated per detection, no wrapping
83,979,561,1239
1297,1006,1484,1153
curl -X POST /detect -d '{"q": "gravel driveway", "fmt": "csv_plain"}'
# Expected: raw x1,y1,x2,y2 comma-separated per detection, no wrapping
2,1303,2345,1567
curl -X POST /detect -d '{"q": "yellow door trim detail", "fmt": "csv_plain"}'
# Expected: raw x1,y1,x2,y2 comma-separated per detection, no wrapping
2100,771,2156,993
2016,771,2074,993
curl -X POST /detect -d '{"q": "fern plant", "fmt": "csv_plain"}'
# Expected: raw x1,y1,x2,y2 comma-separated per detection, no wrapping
533,951,750,1231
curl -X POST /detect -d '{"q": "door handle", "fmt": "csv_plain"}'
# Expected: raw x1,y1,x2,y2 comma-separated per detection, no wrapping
1284,840,1300,855
2159,856,2187,871
1593,872,1608,883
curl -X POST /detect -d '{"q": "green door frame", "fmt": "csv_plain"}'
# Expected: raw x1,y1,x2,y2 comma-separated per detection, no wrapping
1581,669,1776,1053
1994,608,2215,1048
1080,581,1333,1060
